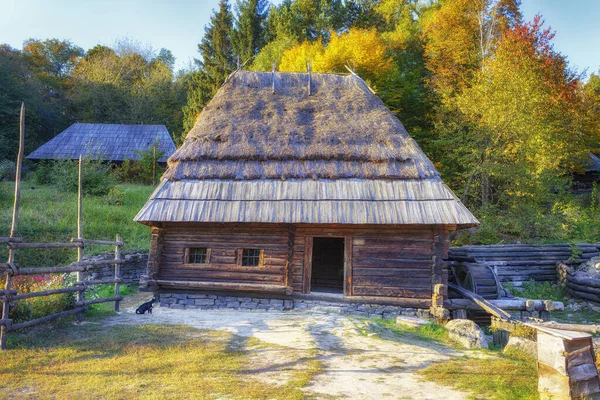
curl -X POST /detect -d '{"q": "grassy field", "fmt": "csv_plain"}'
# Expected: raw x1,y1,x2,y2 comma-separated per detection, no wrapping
0,181,153,268
1,323,321,400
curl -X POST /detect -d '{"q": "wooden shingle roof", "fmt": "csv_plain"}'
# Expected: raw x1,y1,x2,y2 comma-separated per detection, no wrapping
27,123,176,162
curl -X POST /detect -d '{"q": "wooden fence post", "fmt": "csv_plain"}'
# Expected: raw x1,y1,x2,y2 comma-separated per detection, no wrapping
76,155,84,323
114,234,121,312
1,103,25,350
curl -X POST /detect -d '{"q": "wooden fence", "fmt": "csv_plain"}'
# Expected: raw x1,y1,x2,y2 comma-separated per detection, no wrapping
0,104,124,350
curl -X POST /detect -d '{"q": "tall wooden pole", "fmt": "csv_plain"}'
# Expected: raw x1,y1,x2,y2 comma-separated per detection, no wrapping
152,144,157,186
76,155,84,322
1,103,25,350
114,234,121,312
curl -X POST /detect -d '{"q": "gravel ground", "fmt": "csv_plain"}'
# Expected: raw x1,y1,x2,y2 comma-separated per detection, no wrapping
104,293,471,400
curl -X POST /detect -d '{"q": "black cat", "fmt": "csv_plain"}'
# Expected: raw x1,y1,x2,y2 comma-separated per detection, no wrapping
136,297,157,314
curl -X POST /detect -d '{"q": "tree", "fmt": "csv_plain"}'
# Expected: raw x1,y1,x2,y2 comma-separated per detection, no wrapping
183,0,236,134
266,0,345,43
71,41,185,137
232,0,270,63
420,0,521,98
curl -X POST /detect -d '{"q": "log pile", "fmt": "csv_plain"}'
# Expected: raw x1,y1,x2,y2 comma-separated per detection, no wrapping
557,262,600,304
449,244,600,285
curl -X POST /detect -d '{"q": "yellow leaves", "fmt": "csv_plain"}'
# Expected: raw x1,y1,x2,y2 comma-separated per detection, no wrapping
279,39,324,72
278,28,392,78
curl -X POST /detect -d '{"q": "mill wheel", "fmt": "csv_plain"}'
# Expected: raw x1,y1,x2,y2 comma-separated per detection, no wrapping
449,263,503,324
449,263,502,300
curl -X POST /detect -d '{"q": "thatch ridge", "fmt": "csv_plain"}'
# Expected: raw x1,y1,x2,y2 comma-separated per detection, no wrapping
27,123,176,162
165,71,438,180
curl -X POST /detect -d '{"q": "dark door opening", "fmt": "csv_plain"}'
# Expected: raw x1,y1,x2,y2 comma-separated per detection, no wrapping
310,237,344,292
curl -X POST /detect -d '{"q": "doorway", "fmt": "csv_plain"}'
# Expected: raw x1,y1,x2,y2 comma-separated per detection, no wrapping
310,237,345,293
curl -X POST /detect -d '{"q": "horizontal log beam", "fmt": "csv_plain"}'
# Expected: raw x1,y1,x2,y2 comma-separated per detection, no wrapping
76,296,124,307
70,259,127,267
0,237,23,243
0,319,11,326
71,239,123,247
8,242,81,249
7,286,84,301
444,298,564,311
8,306,88,332
77,278,123,286
152,279,293,295
534,321,600,334
15,265,90,275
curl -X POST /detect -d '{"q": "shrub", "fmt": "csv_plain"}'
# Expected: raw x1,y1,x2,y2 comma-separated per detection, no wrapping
52,158,117,196
32,160,55,185
1,274,76,324
105,186,125,206
0,160,15,180
113,144,165,185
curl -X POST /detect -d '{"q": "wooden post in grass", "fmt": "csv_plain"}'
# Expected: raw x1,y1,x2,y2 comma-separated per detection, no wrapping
1,103,25,350
152,143,157,186
75,155,84,322
114,234,121,312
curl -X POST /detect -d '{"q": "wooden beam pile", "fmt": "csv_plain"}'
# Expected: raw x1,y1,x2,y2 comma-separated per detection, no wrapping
449,244,600,285
557,262,600,304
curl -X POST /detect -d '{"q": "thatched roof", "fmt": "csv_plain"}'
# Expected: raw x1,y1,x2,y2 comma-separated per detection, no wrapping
136,71,478,227
27,123,176,162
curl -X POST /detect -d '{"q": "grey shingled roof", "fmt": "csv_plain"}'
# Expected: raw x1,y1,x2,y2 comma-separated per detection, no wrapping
27,123,176,162
135,71,479,228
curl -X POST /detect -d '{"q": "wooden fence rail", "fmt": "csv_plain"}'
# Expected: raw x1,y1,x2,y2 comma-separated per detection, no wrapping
0,104,126,350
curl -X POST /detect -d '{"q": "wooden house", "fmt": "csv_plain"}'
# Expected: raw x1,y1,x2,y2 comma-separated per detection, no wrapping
27,123,176,164
135,71,479,311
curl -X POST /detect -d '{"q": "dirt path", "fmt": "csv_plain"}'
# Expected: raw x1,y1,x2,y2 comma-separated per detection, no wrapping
106,294,470,399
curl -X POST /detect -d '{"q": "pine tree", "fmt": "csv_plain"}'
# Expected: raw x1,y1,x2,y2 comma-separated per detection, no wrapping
232,0,270,63
183,0,236,135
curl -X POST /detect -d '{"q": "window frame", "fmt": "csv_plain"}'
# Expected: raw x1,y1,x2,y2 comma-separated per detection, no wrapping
184,247,211,266
237,248,264,267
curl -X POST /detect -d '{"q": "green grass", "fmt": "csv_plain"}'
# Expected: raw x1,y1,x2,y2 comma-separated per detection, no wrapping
0,180,153,268
365,318,539,399
361,318,454,347
85,284,138,318
419,353,538,400
2,323,321,399
504,280,566,302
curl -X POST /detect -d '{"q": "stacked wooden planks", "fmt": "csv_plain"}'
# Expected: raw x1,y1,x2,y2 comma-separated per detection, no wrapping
557,262,600,304
536,326,600,399
448,244,600,285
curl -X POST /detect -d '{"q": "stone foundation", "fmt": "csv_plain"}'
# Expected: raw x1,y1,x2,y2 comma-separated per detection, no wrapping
158,292,432,319
81,252,148,285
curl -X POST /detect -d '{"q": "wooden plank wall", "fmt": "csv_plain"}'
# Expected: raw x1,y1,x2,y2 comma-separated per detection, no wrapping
158,224,289,287
293,225,437,305
153,223,443,307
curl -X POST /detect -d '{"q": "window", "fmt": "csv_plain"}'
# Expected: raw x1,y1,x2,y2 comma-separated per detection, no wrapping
240,249,263,267
186,247,210,264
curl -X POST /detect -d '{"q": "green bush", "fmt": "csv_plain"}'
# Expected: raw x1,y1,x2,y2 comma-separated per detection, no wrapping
0,159,15,180
105,186,125,206
32,160,55,185
52,159,117,196
113,145,165,185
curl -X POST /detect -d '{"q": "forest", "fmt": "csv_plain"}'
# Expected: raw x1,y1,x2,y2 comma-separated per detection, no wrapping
0,0,599,244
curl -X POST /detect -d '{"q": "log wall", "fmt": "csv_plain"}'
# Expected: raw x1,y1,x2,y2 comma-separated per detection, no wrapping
151,223,450,308
448,244,600,285
157,224,289,289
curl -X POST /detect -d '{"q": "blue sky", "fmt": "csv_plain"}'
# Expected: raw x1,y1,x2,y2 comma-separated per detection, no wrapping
1,0,598,77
